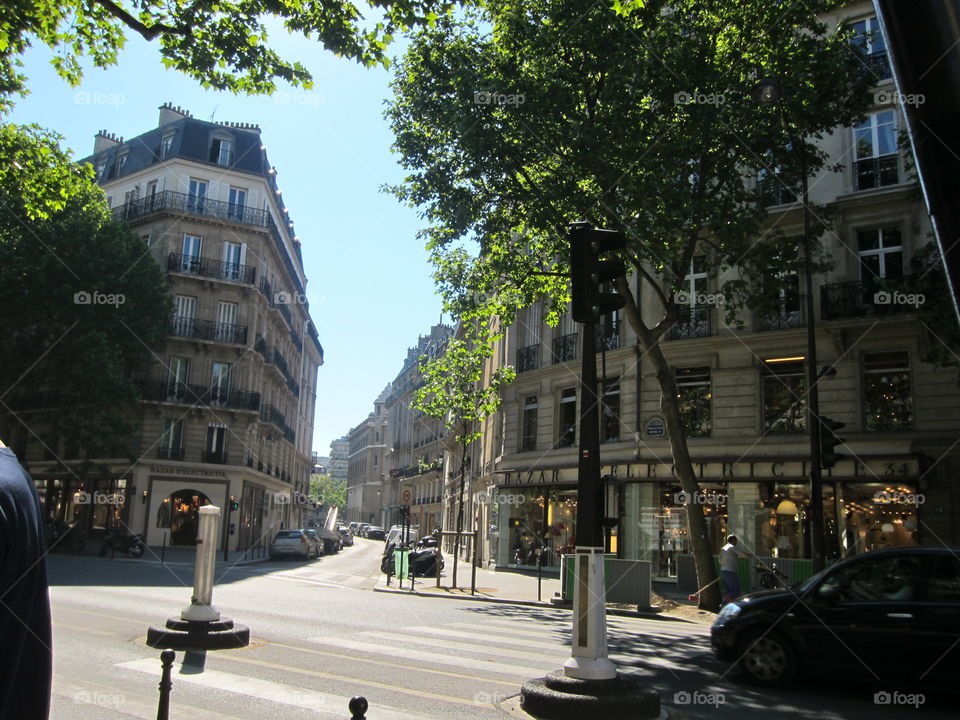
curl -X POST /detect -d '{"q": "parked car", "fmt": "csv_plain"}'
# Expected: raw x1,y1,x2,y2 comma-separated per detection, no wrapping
365,525,386,541
385,525,419,547
348,522,362,535
711,547,960,686
358,523,372,538
338,527,354,546
269,529,320,560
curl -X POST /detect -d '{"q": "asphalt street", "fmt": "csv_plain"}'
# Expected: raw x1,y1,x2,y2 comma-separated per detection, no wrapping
43,538,954,719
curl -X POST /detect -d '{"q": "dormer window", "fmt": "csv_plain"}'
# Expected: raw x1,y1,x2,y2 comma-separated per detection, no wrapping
160,133,174,160
210,137,232,166
113,152,127,177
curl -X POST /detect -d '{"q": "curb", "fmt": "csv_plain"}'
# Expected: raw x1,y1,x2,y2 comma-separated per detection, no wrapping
372,582,696,622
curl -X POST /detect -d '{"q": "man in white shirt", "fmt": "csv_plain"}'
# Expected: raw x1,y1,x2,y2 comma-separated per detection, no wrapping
719,534,743,604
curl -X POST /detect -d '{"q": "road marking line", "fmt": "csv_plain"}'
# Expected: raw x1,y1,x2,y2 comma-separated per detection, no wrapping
307,636,551,677
54,675,238,720
54,606,148,625
268,642,519,687
117,658,437,720
210,653,501,707
397,625,563,650
53,622,115,636
448,621,570,640
362,630,568,663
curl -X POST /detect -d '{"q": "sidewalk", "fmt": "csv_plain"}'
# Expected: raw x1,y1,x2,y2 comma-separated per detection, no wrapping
374,563,563,607
81,544,270,567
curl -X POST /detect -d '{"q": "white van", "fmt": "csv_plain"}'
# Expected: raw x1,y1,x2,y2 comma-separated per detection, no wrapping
386,525,420,546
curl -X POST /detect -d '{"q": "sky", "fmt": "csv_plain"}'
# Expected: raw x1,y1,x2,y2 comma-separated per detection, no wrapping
7,27,446,456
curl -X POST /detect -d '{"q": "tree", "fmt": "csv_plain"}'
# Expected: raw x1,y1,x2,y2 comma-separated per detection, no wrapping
413,320,515,587
387,0,872,610
310,473,347,510
0,0,461,111
0,123,172,460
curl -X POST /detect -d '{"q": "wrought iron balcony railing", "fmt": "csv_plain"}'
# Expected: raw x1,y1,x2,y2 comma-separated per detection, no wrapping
167,252,256,284
820,277,916,320
170,316,248,345
597,319,622,351
757,177,798,207
756,303,805,332
854,155,899,191
202,450,229,465
261,404,295,443
139,380,261,411
552,333,577,364
517,344,539,373
111,189,306,296
668,307,711,340
158,447,184,461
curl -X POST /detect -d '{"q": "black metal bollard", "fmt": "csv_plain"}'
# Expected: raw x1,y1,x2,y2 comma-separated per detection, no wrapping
349,695,368,719
156,649,175,720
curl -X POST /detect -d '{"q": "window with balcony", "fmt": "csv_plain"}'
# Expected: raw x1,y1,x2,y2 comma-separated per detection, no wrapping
167,356,190,401
160,419,183,460
210,362,231,405
851,16,891,82
521,396,538,451
597,309,621,351
670,256,711,339
557,388,577,447
228,187,247,222
180,234,202,273
762,359,806,434
676,367,711,437
756,166,797,207
757,271,802,331
188,178,207,213
864,351,913,431
853,111,898,190
858,227,903,281
204,424,228,464
602,381,621,443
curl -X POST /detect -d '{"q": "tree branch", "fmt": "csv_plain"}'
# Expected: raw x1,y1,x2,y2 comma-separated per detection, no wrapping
91,0,189,41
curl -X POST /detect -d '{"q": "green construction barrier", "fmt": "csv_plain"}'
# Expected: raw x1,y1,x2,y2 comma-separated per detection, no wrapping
563,553,618,600
394,549,410,580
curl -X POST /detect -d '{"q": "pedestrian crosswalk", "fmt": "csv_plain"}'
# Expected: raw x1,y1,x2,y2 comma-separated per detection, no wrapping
58,611,709,720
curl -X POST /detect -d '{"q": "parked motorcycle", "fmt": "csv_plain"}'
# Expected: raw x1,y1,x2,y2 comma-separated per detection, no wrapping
99,528,146,558
381,537,444,577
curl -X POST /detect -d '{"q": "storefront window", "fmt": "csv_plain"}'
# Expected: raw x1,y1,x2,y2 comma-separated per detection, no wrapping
501,487,576,570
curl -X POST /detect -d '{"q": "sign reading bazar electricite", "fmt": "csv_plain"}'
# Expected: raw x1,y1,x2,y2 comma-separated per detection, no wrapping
500,457,920,486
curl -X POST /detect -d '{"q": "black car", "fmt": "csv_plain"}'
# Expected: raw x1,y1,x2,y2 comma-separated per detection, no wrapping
365,525,386,541
711,547,960,686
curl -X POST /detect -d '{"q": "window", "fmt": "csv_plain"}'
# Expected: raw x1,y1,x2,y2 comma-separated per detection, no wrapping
602,382,620,443
863,351,912,431
173,295,197,337
676,368,711,437
210,137,232,166
757,270,802,331
670,257,711,339
160,133,174,160
756,166,797,207
850,16,891,82
228,187,247,221
223,242,244,280
558,388,577,447
160,419,183,460
188,178,207,213
853,111,898,190
146,180,158,209
205,424,228,464
113,152,127,177
141,233,151,246
124,187,138,205
210,362,231,405
597,309,621,351
167,356,190,401
816,555,921,603
180,234,202,273
95,160,108,181
762,359,806,434
858,227,903,281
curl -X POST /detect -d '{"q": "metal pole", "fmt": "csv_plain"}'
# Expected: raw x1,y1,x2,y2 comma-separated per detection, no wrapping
161,530,167,565
537,547,543,602
471,530,477,595
577,318,603,547
222,500,232,563
156,649,175,720
797,147,825,573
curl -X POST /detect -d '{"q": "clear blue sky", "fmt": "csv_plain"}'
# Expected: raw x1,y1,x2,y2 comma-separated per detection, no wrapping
8,29,444,457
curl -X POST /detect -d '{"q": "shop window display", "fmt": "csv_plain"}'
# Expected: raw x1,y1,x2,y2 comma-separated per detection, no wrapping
502,487,577,569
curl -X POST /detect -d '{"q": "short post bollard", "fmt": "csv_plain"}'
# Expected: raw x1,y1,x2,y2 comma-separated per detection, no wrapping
156,649,175,720
349,695,368,720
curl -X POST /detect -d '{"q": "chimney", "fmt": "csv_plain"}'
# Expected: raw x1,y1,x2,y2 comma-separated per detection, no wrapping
93,130,122,155
158,102,192,128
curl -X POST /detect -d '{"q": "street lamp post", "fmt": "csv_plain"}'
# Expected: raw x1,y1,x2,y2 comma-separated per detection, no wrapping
754,79,826,572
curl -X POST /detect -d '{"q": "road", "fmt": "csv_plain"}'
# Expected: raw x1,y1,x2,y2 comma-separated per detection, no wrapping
46,539,954,719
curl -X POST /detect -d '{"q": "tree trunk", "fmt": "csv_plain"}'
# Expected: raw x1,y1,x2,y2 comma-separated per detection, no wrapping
645,341,722,612
451,438,468,588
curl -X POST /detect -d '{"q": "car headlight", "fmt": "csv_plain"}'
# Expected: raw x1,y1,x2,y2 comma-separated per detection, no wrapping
714,602,741,626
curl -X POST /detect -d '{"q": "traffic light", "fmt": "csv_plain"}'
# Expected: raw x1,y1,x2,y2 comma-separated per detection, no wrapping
230,499,239,511
569,224,627,323
228,523,236,535
819,416,846,469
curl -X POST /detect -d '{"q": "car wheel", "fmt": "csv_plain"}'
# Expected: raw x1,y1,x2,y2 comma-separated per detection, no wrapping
738,629,797,685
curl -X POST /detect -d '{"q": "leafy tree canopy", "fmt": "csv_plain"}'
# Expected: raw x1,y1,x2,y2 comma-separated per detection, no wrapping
0,123,172,459
310,473,347,509
0,0,460,111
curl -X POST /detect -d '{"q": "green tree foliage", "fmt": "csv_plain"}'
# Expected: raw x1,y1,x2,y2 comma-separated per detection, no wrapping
387,0,872,609
310,473,347,509
0,0,459,111
0,124,172,459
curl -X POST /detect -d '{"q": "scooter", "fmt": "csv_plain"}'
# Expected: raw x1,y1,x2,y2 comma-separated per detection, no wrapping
99,528,146,558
